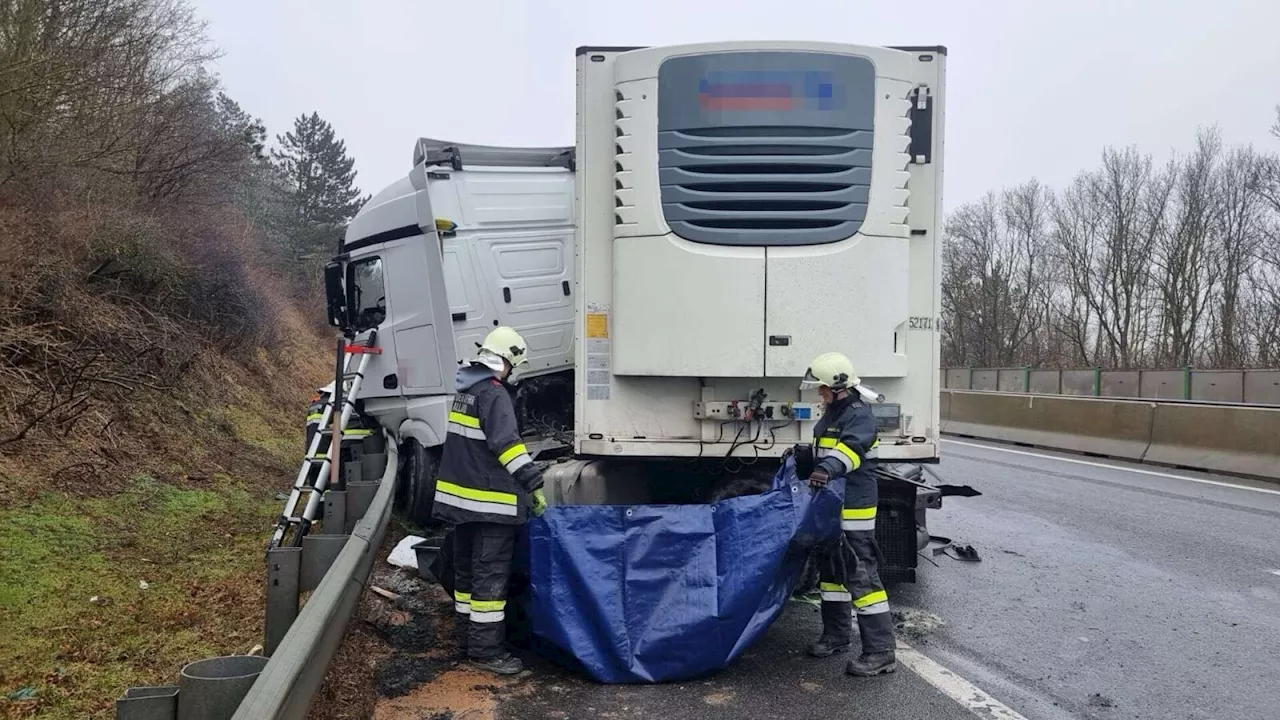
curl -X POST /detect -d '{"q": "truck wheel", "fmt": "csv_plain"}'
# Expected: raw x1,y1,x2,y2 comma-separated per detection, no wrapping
397,438,440,528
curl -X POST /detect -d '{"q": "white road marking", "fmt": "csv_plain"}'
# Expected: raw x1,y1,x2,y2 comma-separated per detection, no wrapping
1269,570,1280,577
897,641,1030,720
943,439,1280,497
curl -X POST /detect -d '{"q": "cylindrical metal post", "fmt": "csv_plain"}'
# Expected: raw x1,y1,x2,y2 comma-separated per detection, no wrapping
177,656,269,720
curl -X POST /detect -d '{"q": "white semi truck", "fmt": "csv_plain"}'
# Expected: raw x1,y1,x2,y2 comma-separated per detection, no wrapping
322,40,947,582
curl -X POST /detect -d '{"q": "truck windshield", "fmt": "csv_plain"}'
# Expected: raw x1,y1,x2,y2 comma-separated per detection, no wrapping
347,257,386,330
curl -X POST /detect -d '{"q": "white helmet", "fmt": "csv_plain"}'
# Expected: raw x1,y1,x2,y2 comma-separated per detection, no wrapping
800,352,858,391
475,326,529,372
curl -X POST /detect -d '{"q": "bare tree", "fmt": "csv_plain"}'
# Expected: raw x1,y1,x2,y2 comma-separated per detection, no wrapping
1151,129,1220,366
1207,146,1269,366
1049,147,1170,368
940,181,1052,366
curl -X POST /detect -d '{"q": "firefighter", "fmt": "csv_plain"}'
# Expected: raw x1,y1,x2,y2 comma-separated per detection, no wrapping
432,326,548,676
800,351,897,677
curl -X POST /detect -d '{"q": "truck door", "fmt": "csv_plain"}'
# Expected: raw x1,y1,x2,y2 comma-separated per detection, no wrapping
442,238,498,365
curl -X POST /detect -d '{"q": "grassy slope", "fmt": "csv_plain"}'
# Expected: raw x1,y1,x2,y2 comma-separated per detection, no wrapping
0,334,329,719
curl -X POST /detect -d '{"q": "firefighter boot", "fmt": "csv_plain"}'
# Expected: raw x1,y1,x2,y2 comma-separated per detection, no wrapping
846,649,897,677
807,596,853,657
807,636,852,657
470,652,524,676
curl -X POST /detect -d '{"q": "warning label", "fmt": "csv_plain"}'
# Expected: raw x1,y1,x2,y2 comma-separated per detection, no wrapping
586,313,609,339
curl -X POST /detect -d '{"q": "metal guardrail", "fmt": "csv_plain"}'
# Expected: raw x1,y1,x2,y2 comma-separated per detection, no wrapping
115,437,399,720
232,439,398,719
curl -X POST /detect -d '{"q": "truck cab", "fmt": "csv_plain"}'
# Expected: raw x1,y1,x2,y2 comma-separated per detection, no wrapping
325,139,576,522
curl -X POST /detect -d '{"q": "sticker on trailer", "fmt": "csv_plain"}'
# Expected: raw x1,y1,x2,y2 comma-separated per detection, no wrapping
586,334,612,400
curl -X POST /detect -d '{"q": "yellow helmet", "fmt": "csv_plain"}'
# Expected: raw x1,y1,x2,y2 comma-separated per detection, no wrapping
478,326,529,368
800,352,857,391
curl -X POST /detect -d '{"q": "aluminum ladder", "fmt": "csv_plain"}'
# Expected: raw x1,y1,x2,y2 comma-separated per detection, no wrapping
268,336,381,549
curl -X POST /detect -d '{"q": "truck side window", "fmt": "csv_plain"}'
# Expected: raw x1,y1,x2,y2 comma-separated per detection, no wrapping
347,257,386,330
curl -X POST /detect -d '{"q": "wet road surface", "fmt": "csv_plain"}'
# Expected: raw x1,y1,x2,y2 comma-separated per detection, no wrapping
892,439,1280,720
368,438,1280,719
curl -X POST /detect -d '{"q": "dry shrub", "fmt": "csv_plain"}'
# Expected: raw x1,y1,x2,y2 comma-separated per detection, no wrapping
0,198,328,485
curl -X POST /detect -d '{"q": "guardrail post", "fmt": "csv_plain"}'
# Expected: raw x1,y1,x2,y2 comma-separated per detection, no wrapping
301,535,349,592
264,547,302,656
116,685,179,720
1023,365,1032,393
1183,365,1192,400
345,481,379,534
1093,366,1102,396
967,365,974,391
321,491,346,536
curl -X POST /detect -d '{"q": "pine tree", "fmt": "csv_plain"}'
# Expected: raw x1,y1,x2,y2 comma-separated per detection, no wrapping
271,112,369,258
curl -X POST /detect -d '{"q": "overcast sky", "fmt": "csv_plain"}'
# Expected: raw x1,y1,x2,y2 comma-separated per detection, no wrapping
194,0,1280,210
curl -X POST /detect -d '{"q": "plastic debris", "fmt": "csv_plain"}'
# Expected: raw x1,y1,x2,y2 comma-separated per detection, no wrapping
387,535,426,569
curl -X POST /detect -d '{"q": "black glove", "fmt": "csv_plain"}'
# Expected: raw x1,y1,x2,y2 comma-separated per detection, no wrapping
808,468,830,491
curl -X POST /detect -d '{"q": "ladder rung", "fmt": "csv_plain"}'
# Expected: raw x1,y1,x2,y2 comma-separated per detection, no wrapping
318,429,375,438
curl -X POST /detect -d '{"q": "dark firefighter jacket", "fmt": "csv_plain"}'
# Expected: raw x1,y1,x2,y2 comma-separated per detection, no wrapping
812,392,881,530
433,364,544,525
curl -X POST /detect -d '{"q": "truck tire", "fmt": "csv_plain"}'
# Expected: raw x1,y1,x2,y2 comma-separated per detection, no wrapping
396,438,440,528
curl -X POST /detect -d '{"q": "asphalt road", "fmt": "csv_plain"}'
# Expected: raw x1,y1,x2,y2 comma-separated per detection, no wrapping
370,438,1280,719
891,439,1280,720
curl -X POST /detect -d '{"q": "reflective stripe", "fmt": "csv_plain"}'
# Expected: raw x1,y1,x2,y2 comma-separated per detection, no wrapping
306,413,323,422
498,444,528,466
448,422,487,440
448,411,481,429
816,437,861,471
448,422,486,440
436,480,517,506
506,453,532,473
455,591,472,602
344,428,374,437
470,610,505,623
856,600,890,615
842,507,877,532
819,582,851,602
854,590,888,609
434,492,519,517
455,602,470,614
470,599,506,613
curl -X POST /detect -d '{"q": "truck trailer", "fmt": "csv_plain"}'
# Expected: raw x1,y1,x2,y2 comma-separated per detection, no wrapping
312,40,947,584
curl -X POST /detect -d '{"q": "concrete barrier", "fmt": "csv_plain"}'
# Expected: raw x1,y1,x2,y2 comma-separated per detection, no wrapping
942,391,1154,461
1145,402,1280,478
941,390,1280,481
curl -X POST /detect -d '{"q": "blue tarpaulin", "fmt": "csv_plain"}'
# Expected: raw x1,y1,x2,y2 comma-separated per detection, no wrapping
523,457,846,683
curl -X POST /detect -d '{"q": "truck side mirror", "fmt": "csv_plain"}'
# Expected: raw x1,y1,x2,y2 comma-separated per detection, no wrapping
324,261,347,329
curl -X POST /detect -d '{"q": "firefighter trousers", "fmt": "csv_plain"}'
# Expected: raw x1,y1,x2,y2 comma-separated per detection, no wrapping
451,522,517,660
815,529,895,654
